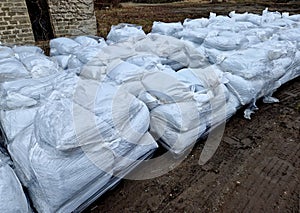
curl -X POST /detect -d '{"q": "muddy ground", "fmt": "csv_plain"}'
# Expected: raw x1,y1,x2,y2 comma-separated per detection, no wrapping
85,1,300,212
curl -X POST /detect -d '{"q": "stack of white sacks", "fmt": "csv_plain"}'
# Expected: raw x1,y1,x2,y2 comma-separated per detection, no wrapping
0,40,157,212
0,146,31,213
0,9,299,212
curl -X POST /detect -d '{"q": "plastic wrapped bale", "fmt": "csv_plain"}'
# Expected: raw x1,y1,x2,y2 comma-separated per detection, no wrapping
151,21,183,37
232,21,257,32
150,101,207,154
266,39,297,61
183,18,209,29
0,155,31,213
9,125,114,213
67,55,84,70
0,57,29,83
149,84,235,155
105,60,151,84
242,13,262,26
126,54,162,71
218,47,269,79
207,13,235,31
7,80,157,213
73,37,107,64
0,72,78,110
141,71,195,104
49,36,108,70
9,126,156,213
13,45,44,62
74,36,103,46
0,107,38,142
271,51,300,90
0,76,52,110
229,11,250,22
260,9,297,28
140,67,227,154
176,68,207,92
50,37,81,56
177,28,209,45
264,17,296,29
0,46,14,59
72,79,155,154
204,48,233,65
219,12,257,32
229,11,261,26
261,8,282,24
286,14,300,22
245,27,276,43
68,79,157,161
20,54,60,78
0,45,58,80
107,23,146,44
203,31,249,51
134,34,209,69
279,28,300,42
52,55,72,70
80,34,209,82
224,72,265,106
219,40,297,80
75,45,105,64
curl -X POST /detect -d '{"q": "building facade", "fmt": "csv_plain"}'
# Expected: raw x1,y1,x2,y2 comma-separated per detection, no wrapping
0,0,97,44
0,0,35,44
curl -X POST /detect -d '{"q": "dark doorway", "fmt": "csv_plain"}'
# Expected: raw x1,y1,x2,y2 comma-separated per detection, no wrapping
25,0,55,41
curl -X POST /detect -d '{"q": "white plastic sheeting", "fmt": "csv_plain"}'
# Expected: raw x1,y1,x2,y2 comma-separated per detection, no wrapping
107,23,146,44
0,149,31,213
0,44,157,212
50,36,107,71
50,9,299,155
0,8,300,213
151,9,300,103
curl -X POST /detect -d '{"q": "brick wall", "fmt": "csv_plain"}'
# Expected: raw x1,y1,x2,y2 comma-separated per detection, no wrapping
0,0,35,44
0,0,97,44
47,0,97,37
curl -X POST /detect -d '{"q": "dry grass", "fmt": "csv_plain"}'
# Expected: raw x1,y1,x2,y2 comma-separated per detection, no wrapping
95,0,300,38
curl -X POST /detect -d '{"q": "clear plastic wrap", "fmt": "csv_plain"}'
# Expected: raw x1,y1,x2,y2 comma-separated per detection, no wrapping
0,149,31,213
0,9,300,213
107,23,146,44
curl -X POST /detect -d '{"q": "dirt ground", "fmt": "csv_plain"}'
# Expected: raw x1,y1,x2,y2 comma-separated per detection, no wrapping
85,1,300,212
95,0,300,37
